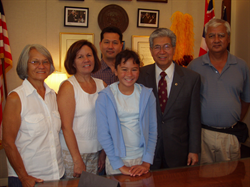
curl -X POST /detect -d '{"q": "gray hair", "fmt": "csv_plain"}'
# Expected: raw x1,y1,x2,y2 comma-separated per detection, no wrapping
149,28,176,48
205,18,231,36
16,44,55,80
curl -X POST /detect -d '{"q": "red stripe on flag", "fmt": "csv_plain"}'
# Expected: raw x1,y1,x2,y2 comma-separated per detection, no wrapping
198,0,215,56
0,0,13,128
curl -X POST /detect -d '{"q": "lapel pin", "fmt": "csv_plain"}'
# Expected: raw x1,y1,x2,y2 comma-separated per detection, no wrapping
175,83,178,86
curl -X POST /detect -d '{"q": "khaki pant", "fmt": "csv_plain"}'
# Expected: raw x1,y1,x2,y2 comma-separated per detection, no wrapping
200,128,240,165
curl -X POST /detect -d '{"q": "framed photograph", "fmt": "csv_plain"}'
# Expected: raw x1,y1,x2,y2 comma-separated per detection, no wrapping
137,0,167,2
64,6,89,27
137,9,159,28
60,32,94,72
132,35,154,66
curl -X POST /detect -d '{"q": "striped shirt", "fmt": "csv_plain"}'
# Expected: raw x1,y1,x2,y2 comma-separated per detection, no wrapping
92,59,118,85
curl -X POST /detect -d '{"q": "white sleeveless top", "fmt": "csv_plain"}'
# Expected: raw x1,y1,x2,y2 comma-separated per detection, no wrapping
7,79,65,180
60,76,104,153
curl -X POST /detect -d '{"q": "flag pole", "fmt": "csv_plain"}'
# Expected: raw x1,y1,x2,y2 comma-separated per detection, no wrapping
1,58,7,99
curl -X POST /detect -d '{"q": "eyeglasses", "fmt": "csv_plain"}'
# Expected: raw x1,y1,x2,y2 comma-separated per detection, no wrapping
29,60,50,66
152,44,172,52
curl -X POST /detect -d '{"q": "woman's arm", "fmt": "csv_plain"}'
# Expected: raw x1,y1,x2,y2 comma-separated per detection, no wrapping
2,92,43,186
103,81,108,88
57,81,86,177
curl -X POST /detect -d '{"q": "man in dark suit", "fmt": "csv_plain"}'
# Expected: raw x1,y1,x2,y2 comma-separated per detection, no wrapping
137,28,201,169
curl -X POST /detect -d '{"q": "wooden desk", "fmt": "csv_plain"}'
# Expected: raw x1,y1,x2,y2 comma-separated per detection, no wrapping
36,158,250,187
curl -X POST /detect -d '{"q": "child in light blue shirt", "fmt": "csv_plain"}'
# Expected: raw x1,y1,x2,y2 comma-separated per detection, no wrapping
95,49,157,176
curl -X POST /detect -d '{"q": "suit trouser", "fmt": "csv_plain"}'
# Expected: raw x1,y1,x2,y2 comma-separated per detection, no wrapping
200,128,241,165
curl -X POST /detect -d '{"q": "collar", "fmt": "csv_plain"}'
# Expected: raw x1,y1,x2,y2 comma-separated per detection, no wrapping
23,79,53,97
202,51,237,66
155,61,175,79
100,59,112,71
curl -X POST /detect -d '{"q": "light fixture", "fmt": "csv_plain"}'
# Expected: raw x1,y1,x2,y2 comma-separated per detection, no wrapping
45,71,68,93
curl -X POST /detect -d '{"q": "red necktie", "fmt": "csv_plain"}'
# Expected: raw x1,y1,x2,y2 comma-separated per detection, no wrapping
158,72,168,113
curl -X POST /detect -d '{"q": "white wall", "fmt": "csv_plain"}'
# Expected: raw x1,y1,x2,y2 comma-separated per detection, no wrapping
2,0,225,92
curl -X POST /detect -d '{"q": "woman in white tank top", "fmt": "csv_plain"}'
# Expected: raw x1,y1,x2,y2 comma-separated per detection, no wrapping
57,40,107,178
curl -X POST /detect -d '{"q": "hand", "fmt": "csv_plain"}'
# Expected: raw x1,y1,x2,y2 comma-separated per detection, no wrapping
73,160,86,178
20,175,43,187
129,162,150,177
187,153,199,166
98,150,106,173
119,165,131,175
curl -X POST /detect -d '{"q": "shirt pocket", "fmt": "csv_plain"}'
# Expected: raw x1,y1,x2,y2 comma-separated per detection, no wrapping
24,113,47,137
52,110,61,133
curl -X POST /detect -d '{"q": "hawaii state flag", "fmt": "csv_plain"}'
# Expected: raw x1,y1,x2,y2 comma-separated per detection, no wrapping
199,0,215,56
0,0,12,127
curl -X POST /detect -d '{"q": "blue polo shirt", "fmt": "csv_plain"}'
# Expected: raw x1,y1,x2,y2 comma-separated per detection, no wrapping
188,52,250,127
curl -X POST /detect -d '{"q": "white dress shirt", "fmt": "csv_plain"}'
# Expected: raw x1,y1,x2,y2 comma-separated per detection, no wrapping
7,79,65,180
155,62,175,97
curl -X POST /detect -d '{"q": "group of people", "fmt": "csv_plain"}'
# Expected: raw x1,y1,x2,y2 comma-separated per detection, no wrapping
68,10,85,23
2,18,249,187
141,12,156,24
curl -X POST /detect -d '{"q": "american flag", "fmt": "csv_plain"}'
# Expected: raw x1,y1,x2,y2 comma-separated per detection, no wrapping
198,0,215,56
0,0,12,126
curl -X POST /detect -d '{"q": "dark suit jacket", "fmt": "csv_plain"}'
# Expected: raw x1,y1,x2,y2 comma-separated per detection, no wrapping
137,63,201,168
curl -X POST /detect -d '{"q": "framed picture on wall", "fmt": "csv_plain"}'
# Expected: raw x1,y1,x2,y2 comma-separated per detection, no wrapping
132,35,154,66
64,6,89,27
137,9,159,28
60,32,94,73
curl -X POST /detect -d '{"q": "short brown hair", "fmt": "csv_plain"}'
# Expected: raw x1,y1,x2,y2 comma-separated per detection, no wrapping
64,40,100,75
115,49,141,69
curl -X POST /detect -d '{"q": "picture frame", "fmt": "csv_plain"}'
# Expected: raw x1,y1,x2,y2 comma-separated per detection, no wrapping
137,9,159,28
64,6,89,27
137,0,167,2
132,35,154,66
60,32,94,72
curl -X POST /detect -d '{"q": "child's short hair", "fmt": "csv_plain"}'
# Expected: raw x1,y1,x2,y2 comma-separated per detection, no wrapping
115,49,141,69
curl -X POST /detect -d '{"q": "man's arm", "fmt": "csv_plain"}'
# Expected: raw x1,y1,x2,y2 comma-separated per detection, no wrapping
187,74,201,165
240,100,250,121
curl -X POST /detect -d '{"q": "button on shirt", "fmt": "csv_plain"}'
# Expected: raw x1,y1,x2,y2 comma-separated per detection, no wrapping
7,79,65,180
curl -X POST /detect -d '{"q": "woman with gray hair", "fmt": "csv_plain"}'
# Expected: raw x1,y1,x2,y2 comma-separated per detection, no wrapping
2,44,65,187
